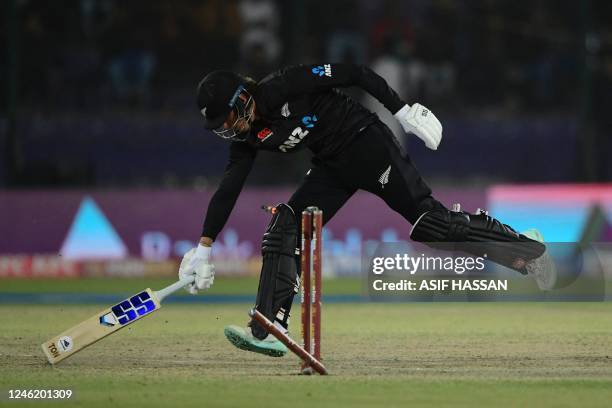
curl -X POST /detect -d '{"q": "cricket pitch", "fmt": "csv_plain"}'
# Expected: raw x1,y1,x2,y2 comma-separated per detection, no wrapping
1,300,612,407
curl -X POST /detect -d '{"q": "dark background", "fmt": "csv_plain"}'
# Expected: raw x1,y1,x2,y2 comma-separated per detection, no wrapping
1,0,611,188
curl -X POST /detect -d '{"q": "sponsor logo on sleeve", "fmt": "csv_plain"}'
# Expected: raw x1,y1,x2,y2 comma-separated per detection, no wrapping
257,128,274,142
311,64,333,77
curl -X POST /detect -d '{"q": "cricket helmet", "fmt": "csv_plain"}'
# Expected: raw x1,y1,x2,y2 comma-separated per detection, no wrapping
196,70,254,140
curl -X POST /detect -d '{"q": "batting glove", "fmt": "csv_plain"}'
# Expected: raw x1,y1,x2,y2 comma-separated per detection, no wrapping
178,245,215,295
394,103,443,150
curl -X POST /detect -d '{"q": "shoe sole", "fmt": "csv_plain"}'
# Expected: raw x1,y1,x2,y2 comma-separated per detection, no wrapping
526,249,557,291
522,229,557,291
224,327,286,357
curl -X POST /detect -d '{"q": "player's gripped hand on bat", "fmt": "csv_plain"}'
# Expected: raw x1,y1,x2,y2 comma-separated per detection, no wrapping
394,103,443,150
178,244,215,294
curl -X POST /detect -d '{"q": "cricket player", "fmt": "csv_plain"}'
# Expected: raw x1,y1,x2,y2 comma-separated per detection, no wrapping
179,63,555,357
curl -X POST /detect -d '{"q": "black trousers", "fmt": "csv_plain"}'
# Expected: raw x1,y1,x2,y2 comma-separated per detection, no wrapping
270,120,444,328
288,120,444,232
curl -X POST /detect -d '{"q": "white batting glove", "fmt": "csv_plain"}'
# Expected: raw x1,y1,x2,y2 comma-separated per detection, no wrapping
178,245,215,295
394,103,443,150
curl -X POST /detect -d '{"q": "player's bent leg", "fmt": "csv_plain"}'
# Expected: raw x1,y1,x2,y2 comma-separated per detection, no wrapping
251,203,300,339
224,203,299,357
410,204,557,288
224,203,298,356
224,165,354,355
336,122,556,289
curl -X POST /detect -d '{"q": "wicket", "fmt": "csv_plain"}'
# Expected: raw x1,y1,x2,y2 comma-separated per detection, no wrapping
249,309,327,375
258,204,326,375
301,206,323,374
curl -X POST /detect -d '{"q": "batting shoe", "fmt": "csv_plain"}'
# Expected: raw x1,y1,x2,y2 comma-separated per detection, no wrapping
522,229,557,291
224,325,288,357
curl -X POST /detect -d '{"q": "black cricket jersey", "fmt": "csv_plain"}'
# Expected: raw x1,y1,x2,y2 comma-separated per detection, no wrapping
202,63,406,239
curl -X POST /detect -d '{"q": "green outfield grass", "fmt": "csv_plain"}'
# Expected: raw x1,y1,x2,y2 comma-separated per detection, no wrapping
0,277,362,296
2,293,612,407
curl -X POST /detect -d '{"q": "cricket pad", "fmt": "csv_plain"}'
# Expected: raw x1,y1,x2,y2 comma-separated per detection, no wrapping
411,207,546,274
252,203,300,340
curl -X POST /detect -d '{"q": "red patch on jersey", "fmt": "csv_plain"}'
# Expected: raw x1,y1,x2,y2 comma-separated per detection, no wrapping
257,128,273,142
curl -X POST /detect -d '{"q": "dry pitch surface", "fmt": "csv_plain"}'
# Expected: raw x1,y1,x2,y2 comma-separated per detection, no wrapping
1,301,612,407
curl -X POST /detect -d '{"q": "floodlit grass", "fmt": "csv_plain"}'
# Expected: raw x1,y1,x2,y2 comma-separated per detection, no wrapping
2,300,612,407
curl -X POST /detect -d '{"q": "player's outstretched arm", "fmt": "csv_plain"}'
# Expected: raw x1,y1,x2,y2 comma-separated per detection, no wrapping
267,63,404,112
266,64,443,150
180,142,256,294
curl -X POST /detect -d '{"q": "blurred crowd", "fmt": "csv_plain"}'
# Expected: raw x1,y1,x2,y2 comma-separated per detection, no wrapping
1,0,611,187
6,0,610,114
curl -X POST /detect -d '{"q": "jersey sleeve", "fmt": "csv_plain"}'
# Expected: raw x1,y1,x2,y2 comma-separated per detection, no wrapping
259,63,406,114
201,141,257,240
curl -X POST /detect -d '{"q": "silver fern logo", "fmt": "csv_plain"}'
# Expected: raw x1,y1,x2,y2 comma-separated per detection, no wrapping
281,102,290,117
378,165,391,189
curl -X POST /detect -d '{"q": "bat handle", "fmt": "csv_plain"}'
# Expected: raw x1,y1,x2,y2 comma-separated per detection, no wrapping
155,276,195,302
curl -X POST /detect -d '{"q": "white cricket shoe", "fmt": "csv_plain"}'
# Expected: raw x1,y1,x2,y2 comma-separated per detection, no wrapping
522,229,557,291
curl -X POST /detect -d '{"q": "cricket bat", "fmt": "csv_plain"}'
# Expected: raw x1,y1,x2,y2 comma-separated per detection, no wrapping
41,276,194,364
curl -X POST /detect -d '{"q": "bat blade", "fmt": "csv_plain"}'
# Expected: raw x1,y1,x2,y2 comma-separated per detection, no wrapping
41,288,161,364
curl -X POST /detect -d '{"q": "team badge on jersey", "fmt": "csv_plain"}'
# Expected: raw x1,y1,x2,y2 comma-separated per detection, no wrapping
257,128,273,142
281,102,290,117
379,165,391,189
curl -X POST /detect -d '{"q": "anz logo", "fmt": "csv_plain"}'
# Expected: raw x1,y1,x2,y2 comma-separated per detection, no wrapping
279,115,318,152
311,64,332,77
302,115,317,128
